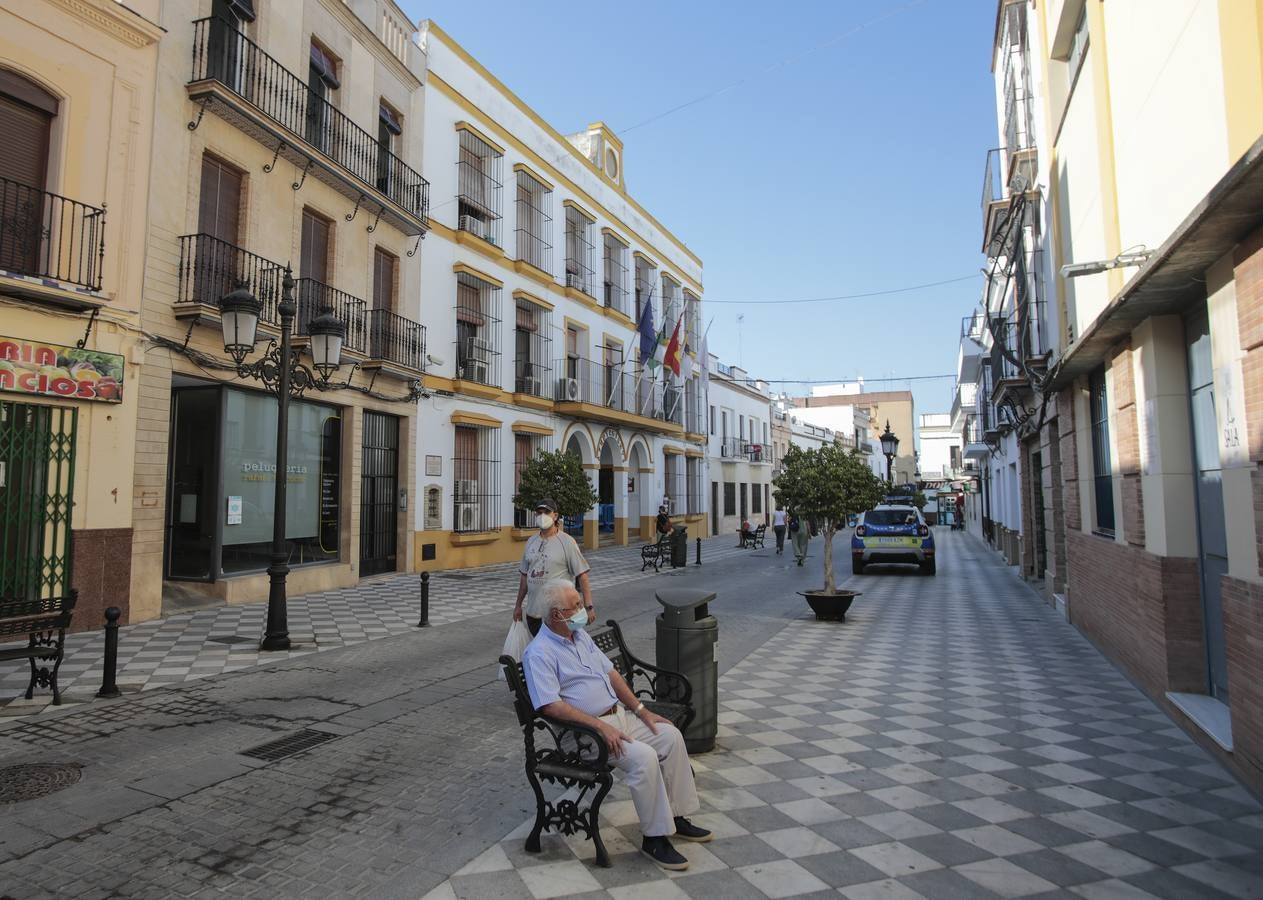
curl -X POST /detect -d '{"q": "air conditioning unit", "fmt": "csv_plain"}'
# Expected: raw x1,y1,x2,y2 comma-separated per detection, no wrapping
557,377,580,402
459,215,489,240
460,361,488,383
455,501,481,532
565,273,584,290
462,336,490,362
521,375,542,395
454,479,478,502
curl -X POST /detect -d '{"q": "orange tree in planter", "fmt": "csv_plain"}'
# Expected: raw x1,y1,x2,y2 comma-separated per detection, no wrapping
773,443,886,594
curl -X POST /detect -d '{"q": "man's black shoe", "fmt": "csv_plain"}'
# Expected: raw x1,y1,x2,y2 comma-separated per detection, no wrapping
641,836,689,870
673,817,712,842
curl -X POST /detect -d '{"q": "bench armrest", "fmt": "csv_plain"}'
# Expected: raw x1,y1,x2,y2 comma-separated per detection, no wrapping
532,712,611,771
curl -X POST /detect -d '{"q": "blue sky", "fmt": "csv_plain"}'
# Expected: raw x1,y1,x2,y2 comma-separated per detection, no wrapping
403,0,998,431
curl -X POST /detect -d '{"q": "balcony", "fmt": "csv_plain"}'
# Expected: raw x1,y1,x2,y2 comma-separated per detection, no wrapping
187,18,429,236
0,175,106,304
175,233,424,373
553,357,683,432
719,437,766,462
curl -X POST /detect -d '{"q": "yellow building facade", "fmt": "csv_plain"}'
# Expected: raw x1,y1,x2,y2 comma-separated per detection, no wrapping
129,0,430,623
0,0,161,630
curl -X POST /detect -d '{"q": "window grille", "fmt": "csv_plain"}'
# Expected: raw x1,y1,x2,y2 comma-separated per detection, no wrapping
686,457,701,515
661,274,681,333
752,483,763,515
514,170,552,271
1088,366,1114,534
512,431,549,527
634,257,655,323
564,206,595,296
457,130,503,246
603,234,628,315
664,453,683,514
454,272,502,386
453,424,500,533
723,481,736,516
683,290,700,350
514,299,552,397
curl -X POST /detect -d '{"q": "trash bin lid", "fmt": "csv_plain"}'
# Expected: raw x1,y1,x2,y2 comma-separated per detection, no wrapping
656,588,715,609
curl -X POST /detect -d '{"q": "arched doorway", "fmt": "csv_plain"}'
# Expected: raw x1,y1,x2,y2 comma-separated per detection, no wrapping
627,440,647,538
564,432,589,539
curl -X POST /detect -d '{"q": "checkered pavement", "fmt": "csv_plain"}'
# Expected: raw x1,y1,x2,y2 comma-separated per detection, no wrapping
422,533,1263,899
0,535,749,714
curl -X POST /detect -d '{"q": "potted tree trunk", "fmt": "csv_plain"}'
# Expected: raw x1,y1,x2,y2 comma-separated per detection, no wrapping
773,443,886,621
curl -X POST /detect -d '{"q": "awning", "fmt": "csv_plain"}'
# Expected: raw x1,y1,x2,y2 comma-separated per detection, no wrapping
310,43,341,89
379,103,402,136
1049,134,1263,390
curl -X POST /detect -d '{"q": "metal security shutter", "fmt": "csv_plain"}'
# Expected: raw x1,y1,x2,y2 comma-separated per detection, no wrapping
373,247,396,310
0,94,50,190
300,208,330,283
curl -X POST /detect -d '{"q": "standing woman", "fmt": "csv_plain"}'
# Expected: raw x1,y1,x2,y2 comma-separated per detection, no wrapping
771,504,787,555
514,497,595,635
790,510,810,566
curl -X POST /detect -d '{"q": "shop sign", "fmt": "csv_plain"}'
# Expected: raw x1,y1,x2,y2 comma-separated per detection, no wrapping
0,335,124,403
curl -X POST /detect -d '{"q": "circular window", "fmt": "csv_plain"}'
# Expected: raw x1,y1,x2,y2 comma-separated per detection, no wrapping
605,148,619,179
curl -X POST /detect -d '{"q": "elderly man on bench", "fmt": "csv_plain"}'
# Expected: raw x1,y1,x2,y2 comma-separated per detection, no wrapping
521,581,711,871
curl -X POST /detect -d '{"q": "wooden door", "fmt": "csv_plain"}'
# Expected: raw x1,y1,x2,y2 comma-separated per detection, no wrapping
300,208,330,283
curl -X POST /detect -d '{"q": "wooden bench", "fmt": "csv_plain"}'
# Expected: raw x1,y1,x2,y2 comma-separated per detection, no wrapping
0,592,78,705
640,532,672,571
498,620,694,868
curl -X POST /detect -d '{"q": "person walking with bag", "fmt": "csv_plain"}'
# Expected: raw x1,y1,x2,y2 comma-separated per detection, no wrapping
789,510,810,566
772,504,787,555
514,497,595,636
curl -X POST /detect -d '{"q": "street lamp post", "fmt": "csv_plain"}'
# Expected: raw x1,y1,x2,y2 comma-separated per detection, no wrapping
879,420,899,485
219,267,346,651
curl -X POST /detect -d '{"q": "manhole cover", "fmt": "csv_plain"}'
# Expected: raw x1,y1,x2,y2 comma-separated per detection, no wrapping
208,635,255,645
0,764,82,803
241,729,340,762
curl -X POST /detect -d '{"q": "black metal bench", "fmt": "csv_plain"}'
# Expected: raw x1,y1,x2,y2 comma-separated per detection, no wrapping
498,621,693,868
739,523,767,549
640,532,671,571
0,592,78,705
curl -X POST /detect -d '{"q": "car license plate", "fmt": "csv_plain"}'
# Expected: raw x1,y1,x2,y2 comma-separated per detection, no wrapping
877,536,911,544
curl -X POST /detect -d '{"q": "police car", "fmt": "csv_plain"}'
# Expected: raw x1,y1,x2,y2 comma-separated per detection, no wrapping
851,502,936,575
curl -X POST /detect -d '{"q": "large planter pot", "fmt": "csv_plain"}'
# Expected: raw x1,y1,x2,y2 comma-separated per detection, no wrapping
799,590,860,622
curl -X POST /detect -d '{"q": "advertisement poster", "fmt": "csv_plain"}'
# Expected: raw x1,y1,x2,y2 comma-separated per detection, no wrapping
0,336,125,403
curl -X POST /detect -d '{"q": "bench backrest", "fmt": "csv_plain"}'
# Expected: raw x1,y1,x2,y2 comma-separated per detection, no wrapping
0,593,77,641
588,624,632,683
498,655,537,729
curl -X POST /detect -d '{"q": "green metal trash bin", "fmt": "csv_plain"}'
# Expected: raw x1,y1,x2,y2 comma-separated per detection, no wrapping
670,525,688,567
655,587,717,753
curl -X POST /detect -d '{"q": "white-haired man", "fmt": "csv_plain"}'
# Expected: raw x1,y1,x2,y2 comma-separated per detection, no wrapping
521,582,710,870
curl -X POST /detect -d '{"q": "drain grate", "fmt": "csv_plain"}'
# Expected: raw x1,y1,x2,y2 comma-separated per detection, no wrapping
240,729,341,762
208,635,255,645
0,764,82,803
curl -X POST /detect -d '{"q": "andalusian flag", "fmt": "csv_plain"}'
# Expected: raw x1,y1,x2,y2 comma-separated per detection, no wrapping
663,317,683,377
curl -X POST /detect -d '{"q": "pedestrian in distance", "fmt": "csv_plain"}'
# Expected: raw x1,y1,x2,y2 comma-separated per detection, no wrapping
656,504,673,537
521,582,712,871
772,504,787,555
789,510,810,566
514,497,595,636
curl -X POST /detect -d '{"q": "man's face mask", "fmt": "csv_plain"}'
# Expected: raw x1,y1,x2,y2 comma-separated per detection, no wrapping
563,605,587,633
536,512,554,530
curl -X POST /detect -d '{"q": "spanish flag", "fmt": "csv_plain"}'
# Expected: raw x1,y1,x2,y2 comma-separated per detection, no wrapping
663,317,683,377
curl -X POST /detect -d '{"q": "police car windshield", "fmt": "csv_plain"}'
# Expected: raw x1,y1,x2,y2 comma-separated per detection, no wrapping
865,509,917,526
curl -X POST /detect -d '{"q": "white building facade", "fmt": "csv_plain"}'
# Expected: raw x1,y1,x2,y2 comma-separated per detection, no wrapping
414,21,706,569
707,360,772,536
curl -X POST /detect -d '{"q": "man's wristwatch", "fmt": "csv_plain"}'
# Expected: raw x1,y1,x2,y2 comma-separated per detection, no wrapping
585,605,594,611
632,702,646,716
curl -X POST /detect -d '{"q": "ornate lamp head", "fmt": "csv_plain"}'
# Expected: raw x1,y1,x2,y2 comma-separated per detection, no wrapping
220,280,262,364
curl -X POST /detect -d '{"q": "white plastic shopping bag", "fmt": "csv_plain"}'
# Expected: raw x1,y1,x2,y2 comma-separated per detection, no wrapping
497,619,533,679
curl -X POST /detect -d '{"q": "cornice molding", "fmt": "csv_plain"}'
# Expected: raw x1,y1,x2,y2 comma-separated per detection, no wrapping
48,0,164,48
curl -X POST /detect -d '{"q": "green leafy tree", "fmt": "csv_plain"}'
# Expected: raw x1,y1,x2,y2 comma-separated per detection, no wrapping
910,490,928,510
512,449,598,521
773,444,886,594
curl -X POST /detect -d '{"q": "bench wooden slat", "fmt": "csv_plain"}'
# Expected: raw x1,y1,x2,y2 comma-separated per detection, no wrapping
0,591,78,705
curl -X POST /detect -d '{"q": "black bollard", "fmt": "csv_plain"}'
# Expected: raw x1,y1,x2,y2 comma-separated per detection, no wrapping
97,606,121,699
695,536,702,566
417,571,430,627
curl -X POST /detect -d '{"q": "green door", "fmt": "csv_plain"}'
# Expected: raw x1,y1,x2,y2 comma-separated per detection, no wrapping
0,400,76,601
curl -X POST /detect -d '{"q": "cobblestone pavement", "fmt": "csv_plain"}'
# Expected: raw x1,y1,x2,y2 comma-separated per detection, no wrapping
1,530,1260,899
0,534,747,716
425,531,1263,900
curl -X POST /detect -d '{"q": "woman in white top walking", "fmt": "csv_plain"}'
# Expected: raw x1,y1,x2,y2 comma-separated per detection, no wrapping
514,497,596,635
772,505,788,555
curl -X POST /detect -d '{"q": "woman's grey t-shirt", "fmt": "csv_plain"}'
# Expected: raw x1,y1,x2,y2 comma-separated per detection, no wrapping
519,532,591,618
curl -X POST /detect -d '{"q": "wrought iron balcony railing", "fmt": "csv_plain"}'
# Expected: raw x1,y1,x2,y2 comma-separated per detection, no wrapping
0,175,105,291
514,359,551,397
189,18,429,228
177,233,284,325
294,278,367,354
369,308,425,371
554,357,683,425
